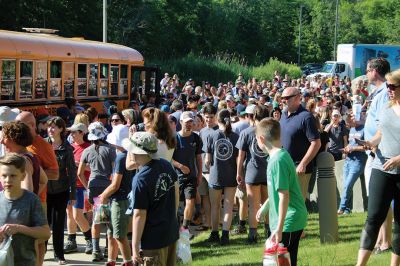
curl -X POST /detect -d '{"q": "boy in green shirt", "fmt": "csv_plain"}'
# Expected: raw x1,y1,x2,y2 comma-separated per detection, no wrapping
255,118,307,266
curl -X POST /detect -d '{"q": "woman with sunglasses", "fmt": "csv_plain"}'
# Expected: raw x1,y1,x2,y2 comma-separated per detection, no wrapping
46,116,77,265
106,112,125,132
357,69,400,266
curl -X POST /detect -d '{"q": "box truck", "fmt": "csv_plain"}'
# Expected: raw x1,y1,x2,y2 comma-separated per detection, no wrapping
308,44,400,80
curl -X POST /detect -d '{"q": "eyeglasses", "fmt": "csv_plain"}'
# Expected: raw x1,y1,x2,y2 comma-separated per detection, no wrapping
111,119,121,123
387,83,400,91
281,93,299,100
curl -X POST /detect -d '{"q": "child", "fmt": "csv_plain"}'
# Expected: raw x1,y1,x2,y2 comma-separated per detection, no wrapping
255,118,307,266
0,153,50,266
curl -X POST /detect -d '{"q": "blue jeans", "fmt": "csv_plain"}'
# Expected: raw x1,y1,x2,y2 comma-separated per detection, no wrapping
339,158,367,212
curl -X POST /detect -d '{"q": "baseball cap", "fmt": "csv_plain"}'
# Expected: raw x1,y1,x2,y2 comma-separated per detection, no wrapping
106,124,129,148
68,123,88,134
245,104,256,114
226,95,235,102
87,122,108,141
303,92,311,98
180,111,194,122
122,132,159,159
332,110,341,117
37,114,51,123
160,105,171,113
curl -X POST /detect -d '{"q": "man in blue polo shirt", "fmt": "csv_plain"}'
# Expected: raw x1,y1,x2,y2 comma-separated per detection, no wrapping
280,87,321,202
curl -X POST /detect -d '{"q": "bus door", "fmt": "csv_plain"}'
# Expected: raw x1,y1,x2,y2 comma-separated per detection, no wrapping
130,66,160,103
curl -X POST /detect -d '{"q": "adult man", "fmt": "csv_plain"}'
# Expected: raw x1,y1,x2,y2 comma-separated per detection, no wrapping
362,57,391,255
160,73,170,89
172,111,202,231
16,111,59,266
280,87,321,201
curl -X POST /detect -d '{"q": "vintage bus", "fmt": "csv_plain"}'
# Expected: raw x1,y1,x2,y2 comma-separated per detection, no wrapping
0,29,160,115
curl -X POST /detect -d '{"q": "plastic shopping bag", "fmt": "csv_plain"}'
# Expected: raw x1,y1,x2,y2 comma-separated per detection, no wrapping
0,236,14,266
93,197,111,224
176,228,192,264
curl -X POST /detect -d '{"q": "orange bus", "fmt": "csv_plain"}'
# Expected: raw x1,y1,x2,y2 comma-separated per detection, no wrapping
0,29,160,115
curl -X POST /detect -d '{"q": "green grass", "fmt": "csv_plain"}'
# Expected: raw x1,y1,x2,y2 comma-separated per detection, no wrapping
185,212,391,266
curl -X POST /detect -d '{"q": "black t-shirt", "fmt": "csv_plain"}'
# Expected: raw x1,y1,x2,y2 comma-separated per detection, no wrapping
172,132,202,180
199,125,219,174
111,151,134,201
130,159,179,249
207,130,239,187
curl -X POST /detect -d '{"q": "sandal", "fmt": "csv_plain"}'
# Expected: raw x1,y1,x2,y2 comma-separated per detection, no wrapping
375,247,392,255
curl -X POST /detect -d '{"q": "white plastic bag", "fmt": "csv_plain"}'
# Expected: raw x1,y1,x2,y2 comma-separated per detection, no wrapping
0,236,14,266
177,229,192,264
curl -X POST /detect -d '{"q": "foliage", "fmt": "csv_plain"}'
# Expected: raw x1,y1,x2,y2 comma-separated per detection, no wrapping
253,58,302,81
0,0,399,70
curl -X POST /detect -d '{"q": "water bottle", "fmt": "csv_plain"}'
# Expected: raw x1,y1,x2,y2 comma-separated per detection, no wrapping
277,244,291,266
263,247,278,266
353,96,362,121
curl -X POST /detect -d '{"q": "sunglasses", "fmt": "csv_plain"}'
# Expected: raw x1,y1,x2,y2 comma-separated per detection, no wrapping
387,83,400,91
111,119,121,123
281,93,299,100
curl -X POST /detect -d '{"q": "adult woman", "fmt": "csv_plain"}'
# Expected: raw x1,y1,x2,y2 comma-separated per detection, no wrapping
324,110,348,161
1,121,47,195
46,116,77,265
79,122,115,262
64,123,93,255
84,107,99,124
271,107,282,121
357,69,400,266
106,112,125,132
205,109,239,245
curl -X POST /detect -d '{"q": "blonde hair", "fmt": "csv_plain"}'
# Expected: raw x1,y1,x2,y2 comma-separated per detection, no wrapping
122,109,134,123
385,69,400,107
74,113,90,127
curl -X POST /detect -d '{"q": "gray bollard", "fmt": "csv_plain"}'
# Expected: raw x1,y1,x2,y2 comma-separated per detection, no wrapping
316,151,339,243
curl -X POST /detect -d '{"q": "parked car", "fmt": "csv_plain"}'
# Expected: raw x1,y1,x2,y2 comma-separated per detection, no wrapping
301,63,323,76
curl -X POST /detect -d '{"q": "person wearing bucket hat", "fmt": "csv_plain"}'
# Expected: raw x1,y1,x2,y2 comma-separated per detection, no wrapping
125,131,179,266
79,121,116,262
0,106,20,157
96,124,133,265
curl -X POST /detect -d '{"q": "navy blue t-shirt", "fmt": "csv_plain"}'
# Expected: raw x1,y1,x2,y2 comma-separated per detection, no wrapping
280,105,320,173
111,152,134,201
236,126,268,184
199,125,219,174
172,132,202,180
207,129,239,187
130,159,179,249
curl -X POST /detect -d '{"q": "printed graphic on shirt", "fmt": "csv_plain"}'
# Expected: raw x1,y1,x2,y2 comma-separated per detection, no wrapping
215,138,234,161
251,138,267,158
154,173,175,201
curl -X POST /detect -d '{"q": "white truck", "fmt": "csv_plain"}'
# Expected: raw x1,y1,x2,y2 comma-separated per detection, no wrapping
308,44,400,80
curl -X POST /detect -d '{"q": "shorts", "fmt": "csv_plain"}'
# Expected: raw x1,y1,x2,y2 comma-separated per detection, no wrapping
107,200,130,239
68,187,86,209
245,181,268,186
198,176,209,196
209,184,224,190
142,241,177,266
179,178,197,200
88,186,106,205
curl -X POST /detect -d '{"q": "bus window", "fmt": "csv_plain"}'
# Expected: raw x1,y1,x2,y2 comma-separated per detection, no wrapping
110,64,119,96
1,60,16,101
89,64,98,96
64,62,74,98
149,71,156,93
100,63,109,96
34,61,47,99
19,61,33,100
50,61,62,97
120,64,128,95
77,64,87,97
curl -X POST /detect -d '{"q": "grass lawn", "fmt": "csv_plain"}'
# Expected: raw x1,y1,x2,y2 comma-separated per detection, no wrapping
186,212,392,266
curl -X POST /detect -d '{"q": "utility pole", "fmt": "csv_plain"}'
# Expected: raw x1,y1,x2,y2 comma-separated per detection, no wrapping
333,0,339,60
103,0,107,43
298,5,303,66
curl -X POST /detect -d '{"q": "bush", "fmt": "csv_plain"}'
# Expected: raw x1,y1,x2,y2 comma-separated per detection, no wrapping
149,55,302,85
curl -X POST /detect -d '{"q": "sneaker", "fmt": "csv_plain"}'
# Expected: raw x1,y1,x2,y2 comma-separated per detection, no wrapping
103,247,108,258
375,247,392,255
92,251,104,262
231,225,247,235
105,261,116,266
85,240,93,254
207,231,220,243
63,240,77,254
337,209,344,215
121,262,134,266
247,232,259,244
220,234,229,246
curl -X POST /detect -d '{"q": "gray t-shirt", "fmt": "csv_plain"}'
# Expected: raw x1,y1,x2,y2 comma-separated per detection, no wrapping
0,190,47,266
81,143,116,188
232,120,250,135
199,125,219,174
236,126,268,184
372,105,400,174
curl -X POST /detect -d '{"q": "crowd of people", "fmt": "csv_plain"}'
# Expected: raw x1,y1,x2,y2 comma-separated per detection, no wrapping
0,57,399,266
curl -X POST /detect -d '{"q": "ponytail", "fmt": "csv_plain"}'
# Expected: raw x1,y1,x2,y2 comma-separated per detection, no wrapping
217,109,232,136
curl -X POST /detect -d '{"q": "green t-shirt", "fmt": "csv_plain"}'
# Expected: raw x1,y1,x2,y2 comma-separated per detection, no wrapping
267,149,307,232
